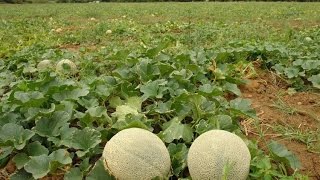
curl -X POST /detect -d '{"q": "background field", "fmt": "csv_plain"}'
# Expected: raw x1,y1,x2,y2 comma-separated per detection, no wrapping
1,2,320,54
0,2,320,180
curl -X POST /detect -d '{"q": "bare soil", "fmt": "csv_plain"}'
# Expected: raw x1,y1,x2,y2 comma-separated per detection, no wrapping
240,69,320,179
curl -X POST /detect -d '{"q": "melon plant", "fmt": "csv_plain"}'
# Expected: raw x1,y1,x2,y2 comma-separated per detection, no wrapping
56,59,77,74
102,128,171,180
187,130,251,180
37,59,52,71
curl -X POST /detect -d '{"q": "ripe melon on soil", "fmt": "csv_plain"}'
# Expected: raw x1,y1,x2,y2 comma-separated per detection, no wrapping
102,128,171,180
187,130,251,180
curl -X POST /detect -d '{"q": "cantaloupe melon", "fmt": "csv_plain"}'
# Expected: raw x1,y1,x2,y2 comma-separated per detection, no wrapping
102,128,171,180
187,130,251,180
37,59,52,71
56,59,77,74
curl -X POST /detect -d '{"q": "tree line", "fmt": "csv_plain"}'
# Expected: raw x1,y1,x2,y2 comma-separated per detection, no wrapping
0,0,319,4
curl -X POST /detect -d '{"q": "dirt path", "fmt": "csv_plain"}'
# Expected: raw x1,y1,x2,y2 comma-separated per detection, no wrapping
240,70,320,179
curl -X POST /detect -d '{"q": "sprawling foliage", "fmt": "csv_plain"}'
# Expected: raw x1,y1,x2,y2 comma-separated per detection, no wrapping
0,2,319,179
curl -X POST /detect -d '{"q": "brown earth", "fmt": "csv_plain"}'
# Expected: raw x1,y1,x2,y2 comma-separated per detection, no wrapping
240,69,320,179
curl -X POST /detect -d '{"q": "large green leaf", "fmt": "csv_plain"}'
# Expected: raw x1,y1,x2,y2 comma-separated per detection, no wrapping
230,98,257,119
308,74,320,89
0,146,13,167
33,111,71,137
140,79,168,101
67,127,101,157
284,67,300,79
111,96,143,122
268,140,301,170
224,82,241,96
24,154,51,179
26,141,49,156
134,58,160,82
10,169,34,180
146,39,173,58
198,83,223,96
13,153,30,169
52,87,89,101
64,167,83,180
111,105,139,121
49,149,72,165
112,114,151,131
13,91,45,105
0,123,35,150
23,149,72,179
47,125,76,147
159,117,193,143
195,119,214,135
168,143,188,176
86,159,114,180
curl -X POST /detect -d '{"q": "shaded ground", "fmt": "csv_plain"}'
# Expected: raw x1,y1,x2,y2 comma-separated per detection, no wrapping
240,69,320,179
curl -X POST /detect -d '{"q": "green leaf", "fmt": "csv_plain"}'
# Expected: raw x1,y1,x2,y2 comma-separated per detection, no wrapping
49,149,72,165
113,67,132,79
308,74,320,89
146,39,173,58
198,84,223,96
126,96,143,112
78,98,99,108
168,143,188,176
111,97,142,122
159,117,193,143
120,81,139,97
109,49,130,61
24,154,51,179
268,140,301,170
154,101,173,114
301,60,320,71
157,63,175,76
53,88,89,101
0,113,19,127
0,146,13,168
79,157,91,172
0,123,35,150
33,111,71,137
230,98,257,119
26,141,49,156
140,79,168,101
64,167,83,180
224,82,241,96
112,114,150,131
68,127,101,157
111,105,139,121
86,159,114,180
87,106,107,117
10,169,34,180
13,153,30,169
134,58,160,82
109,96,124,108
48,126,76,147
209,115,234,130
284,67,299,79
14,91,45,104
95,84,113,98
195,119,214,135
